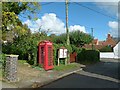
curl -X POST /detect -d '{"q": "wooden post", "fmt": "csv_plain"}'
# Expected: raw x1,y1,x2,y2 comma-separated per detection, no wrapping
58,58,59,66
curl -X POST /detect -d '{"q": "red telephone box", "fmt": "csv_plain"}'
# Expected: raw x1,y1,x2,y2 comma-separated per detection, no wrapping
38,40,54,70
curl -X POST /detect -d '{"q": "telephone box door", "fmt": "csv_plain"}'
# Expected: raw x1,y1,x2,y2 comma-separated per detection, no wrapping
47,46,53,67
39,46,45,66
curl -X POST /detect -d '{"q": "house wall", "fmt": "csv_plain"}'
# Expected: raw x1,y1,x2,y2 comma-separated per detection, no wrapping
100,52,114,59
113,42,120,59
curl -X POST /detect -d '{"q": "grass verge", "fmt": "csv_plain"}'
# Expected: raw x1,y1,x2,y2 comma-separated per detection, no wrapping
54,63,78,71
18,60,28,64
0,69,2,79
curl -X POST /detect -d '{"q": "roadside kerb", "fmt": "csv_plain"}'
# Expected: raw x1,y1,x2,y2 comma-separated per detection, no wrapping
56,68,82,79
36,68,83,88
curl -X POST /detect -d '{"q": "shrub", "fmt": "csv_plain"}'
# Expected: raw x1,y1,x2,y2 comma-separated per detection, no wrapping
71,44,82,54
2,35,38,65
99,46,113,52
0,53,6,69
77,49,100,63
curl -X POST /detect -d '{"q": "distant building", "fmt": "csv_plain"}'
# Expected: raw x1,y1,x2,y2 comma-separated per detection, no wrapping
83,33,117,50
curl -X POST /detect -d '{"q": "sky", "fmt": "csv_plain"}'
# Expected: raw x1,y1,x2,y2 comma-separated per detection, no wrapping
18,1,119,41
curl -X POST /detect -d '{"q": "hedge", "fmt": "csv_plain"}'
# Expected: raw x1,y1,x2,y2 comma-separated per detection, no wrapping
99,46,113,52
0,53,6,69
77,49,100,62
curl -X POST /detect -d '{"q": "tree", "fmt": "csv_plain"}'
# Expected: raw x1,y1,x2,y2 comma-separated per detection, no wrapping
52,30,93,47
70,31,93,47
2,2,40,41
52,33,66,44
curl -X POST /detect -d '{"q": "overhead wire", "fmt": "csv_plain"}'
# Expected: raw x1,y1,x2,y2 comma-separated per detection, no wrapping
41,2,95,30
20,2,119,32
72,2,119,21
40,2,55,6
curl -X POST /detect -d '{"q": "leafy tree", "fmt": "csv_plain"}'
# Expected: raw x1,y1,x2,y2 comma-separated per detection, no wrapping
70,31,93,47
2,31,50,65
52,30,93,47
2,2,40,41
52,33,66,44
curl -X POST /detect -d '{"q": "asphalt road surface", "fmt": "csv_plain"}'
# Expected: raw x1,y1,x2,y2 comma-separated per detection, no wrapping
41,59,119,88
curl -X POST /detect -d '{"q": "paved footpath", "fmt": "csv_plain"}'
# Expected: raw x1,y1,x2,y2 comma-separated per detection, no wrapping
1,63,82,88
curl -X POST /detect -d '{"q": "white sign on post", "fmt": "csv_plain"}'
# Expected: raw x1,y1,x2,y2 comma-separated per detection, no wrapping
58,48,68,66
59,49,67,58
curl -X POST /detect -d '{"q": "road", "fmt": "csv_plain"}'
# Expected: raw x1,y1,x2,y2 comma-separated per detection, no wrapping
41,59,119,88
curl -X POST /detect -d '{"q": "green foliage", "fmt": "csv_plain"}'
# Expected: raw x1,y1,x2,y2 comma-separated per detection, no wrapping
52,33,66,44
2,11,30,41
2,2,40,41
52,31,93,47
2,32,50,65
77,49,100,63
71,44,82,54
0,53,6,69
18,60,27,64
99,46,113,52
53,43,72,65
2,2,40,15
70,31,93,47
53,43,63,65
54,63,78,71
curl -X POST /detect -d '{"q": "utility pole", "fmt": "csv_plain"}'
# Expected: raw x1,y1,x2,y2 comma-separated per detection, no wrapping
91,28,94,50
66,0,70,46
65,0,70,64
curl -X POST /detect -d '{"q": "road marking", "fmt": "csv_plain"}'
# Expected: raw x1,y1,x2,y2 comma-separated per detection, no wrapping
76,71,119,83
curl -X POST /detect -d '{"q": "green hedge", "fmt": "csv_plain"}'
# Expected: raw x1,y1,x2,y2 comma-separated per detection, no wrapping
0,53,6,73
99,46,113,52
77,49,100,62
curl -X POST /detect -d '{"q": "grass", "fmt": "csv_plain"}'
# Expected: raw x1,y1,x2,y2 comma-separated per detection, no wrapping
18,60,28,64
0,69,2,78
54,63,78,71
17,60,79,71
32,65,44,71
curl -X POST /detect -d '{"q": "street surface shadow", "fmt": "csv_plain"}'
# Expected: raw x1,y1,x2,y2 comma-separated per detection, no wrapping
41,73,119,88
82,59,120,80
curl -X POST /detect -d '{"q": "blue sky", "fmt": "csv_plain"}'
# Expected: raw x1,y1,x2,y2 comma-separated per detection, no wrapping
19,2,118,41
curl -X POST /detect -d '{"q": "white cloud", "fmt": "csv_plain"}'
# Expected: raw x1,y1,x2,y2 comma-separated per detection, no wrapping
23,13,65,34
23,20,32,26
108,21,118,29
108,21,119,37
36,13,65,34
69,25,86,33
23,13,87,34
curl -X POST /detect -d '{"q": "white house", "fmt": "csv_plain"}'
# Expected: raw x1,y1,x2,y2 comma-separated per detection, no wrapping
113,42,120,59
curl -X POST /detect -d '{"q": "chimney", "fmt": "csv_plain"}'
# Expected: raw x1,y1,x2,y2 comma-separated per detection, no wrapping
107,33,111,39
